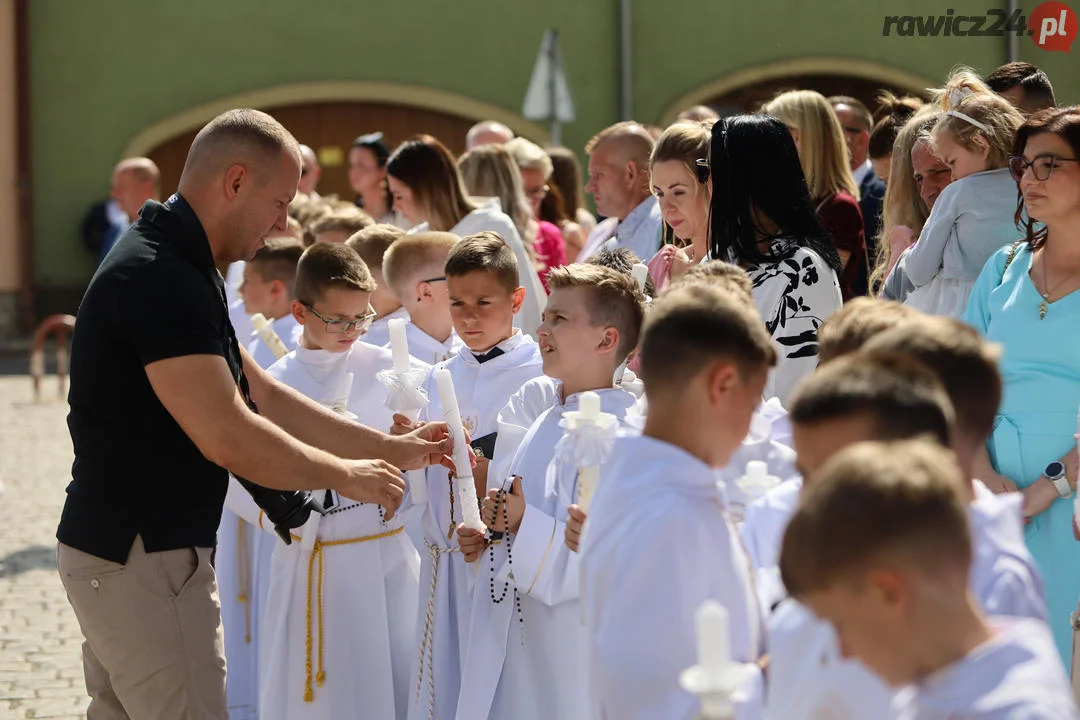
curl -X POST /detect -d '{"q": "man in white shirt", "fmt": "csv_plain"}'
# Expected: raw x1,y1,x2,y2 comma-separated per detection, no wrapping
578,122,662,264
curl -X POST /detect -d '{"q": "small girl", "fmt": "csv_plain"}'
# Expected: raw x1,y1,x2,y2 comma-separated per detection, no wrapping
901,80,1025,317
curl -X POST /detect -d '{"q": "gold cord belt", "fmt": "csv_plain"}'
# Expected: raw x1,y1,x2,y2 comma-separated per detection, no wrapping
291,525,405,702
237,519,252,643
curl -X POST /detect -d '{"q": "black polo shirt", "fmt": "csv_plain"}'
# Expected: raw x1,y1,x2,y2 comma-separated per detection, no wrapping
57,194,245,563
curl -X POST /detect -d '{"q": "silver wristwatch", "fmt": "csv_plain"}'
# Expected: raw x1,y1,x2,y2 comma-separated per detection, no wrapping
1045,460,1073,499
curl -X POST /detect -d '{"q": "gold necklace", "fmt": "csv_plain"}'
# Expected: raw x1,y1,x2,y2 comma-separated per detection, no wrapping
1038,244,1075,319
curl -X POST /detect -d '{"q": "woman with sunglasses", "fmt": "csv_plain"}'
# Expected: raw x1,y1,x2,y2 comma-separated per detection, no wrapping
645,121,713,292
708,114,843,404
964,107,1080,667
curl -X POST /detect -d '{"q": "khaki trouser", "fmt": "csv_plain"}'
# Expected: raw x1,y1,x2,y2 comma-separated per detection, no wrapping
58,535,227,720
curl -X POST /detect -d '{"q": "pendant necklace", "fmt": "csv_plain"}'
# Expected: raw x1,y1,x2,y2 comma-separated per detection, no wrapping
1039,245,1073,320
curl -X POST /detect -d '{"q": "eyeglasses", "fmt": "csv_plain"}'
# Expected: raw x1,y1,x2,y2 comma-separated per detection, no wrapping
525,184,550,199
694,158,710,184
420,276,447,284
302,302,377,334
1008,153,1079,182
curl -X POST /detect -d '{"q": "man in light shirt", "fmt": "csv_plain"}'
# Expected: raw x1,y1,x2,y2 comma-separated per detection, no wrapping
578,121,662,264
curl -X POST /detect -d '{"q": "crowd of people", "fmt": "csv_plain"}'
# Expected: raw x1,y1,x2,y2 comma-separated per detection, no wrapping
58,59,1080,719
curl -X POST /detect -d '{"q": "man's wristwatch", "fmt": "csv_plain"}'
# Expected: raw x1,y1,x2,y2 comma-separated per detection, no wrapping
1045,460,1073,499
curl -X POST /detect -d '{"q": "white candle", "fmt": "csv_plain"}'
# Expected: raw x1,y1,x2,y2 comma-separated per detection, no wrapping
579,391,600,420
389,318,411,375
251,313,290,359
631,263,649,291
575,391,603,512
434,368,484,530
696,600,730,674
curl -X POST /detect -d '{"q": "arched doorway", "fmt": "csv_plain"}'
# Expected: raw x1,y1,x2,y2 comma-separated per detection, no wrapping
660,58,937,123
123,81,552,201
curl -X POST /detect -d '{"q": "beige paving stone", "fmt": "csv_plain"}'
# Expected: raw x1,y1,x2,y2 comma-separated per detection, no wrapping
0,376,87,719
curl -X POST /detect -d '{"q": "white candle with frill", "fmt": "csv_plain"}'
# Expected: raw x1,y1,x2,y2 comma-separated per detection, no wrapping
378,317,429,505
631,263,649,291
251,313,290,359
434,368,483,531
558,391,618,513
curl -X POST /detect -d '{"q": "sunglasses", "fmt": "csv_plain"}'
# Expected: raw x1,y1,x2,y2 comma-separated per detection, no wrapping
694,158,710,184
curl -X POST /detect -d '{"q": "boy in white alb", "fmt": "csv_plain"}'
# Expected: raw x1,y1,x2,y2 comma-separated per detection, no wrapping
741,297,919,573
249,243,423,720
780,439,1078,720
241,237,305,369
454,264,646,720
346,223,411,348
217,235,304,720
392,232,542,720
761,316,1048,720
580,283,774,720
382,231,465,365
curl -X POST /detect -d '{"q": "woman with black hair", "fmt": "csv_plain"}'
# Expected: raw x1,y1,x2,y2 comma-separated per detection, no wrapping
707,114,843,404
348,132,399,226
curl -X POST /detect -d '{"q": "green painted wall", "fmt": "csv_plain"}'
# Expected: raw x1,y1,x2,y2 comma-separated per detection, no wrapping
30,0,1080,292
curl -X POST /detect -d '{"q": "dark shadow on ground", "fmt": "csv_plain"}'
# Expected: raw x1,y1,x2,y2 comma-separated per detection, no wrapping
0,545,57,579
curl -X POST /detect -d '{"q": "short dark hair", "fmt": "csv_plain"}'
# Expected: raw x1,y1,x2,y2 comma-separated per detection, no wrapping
816,297,920,364
585,247,656,298
985,62,1056,112
293,242,375,304
345,223,406,271
780,439,972,597
444,231,520,294
248,236,304,293
546,264,646,361
863,315,1001,444
640,283,777,394
790,351,953,446
676,260,754,304
309,207,375,239
828,95,873,132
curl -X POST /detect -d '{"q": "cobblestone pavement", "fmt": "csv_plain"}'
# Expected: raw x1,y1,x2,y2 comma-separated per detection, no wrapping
0,374,88,719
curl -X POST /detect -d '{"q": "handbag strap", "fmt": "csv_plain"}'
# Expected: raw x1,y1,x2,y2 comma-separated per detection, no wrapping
1000,240,1023,283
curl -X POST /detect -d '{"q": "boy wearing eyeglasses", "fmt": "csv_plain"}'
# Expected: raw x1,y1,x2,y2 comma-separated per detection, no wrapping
393,231,543,720
248,241,429,720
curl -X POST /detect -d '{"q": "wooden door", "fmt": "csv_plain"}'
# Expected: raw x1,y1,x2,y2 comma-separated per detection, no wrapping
146,101,478,201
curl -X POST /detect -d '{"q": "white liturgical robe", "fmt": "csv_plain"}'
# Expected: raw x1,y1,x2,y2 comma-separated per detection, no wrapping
456,387,638,720
254,341,426,720
580,435,763,720
407,331,542,720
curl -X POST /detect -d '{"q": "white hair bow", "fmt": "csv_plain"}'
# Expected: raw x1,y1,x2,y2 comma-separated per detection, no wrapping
948,86,975,109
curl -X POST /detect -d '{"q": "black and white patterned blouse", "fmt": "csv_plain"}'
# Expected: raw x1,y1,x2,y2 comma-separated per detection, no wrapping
744,244,842,405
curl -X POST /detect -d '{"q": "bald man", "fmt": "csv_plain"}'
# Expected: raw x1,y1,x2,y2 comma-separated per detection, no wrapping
102,157,160,259
578,121,663,263
466,120,514,149
297,143,322,197
57,108,452,719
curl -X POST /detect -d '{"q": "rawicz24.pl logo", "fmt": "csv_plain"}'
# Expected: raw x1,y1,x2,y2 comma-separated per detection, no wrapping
882,2,1077,52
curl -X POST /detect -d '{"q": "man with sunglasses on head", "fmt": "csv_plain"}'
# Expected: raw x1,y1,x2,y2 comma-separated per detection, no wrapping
57,109,452,720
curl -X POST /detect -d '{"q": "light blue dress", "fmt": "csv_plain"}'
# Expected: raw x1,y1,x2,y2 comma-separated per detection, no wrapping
964,242,1080,666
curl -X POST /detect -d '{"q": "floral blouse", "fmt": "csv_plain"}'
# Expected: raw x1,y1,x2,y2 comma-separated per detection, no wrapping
743,244,843,405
